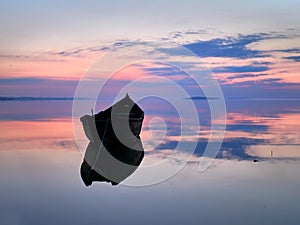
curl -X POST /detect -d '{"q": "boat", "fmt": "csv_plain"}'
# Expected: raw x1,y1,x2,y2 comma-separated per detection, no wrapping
80,94,144,186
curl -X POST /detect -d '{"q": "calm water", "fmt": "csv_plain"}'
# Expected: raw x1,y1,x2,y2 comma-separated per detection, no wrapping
0,99,300,225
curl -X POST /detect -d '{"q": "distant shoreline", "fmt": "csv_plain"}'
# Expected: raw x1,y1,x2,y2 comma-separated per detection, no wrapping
0,97,92,101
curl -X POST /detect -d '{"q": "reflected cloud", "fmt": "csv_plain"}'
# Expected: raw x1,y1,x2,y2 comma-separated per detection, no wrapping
0,100,73,121
1,98,300,177
141,101,300,162
0,118,76,151
246,145,300,159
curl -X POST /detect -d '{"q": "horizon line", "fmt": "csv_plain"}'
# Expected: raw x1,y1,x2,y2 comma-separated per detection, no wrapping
1,96,300,101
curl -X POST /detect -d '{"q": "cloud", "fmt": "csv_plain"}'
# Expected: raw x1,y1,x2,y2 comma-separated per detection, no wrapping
99,40,153,51
0,77,78,97
183,33,270,59
0,77,78,86
265,81,300,87
226,124,268,132
284,56,300,62
139,63,185,77
252,61,273,65
1,30,299,100
226,78,300,88
273,48,300,53
0,53,64,62
227,73,269,79
212,65,269,73
57,48,85,57
222,82,300,99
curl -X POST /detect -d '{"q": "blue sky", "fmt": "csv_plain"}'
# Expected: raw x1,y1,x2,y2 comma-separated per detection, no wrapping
0,0,299,98
1,0,300,51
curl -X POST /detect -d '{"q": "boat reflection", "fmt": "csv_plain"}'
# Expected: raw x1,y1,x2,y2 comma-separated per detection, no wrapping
80,94,144,186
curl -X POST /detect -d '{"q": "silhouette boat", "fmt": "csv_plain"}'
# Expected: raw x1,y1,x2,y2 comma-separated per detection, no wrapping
80,94,144,186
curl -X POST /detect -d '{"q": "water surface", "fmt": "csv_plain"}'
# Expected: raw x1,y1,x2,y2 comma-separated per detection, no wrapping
0,99,300,225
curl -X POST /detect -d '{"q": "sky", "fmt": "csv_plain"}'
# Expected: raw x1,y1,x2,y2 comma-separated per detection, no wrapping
0,0,299,98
